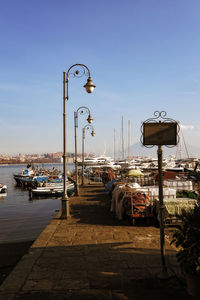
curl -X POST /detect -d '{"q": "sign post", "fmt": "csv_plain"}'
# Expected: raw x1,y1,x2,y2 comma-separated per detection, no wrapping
141,111,179,276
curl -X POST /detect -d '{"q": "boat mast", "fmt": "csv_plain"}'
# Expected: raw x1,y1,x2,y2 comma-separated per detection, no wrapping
128,120,130,160
114,128,116,161
181,129,190,158
176,127,190,159
122,116,124,160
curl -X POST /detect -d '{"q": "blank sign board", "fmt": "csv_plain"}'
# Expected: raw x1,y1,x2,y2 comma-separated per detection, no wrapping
143,122,177,146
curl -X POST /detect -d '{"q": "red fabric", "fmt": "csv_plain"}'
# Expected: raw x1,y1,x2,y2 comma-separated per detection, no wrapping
154,171,176,181
123,192,150,215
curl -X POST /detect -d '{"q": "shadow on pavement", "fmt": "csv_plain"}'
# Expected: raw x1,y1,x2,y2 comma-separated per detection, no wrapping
8,241,189,300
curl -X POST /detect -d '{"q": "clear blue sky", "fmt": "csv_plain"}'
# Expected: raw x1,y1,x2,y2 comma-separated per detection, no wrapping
0,0,200,157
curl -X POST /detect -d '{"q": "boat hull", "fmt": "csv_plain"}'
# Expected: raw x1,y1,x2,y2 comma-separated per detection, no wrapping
14,175,49,187
30,183,75,198
0,185,7,194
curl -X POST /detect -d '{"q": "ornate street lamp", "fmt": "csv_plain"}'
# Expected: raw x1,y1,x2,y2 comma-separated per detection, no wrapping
74,106,93,196
82,124,95,186
61,64,96,219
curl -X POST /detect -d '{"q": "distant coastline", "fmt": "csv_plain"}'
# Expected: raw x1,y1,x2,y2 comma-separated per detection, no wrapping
0,163,60,166
0,162,74,166
0,159,74,165
0,152,76,166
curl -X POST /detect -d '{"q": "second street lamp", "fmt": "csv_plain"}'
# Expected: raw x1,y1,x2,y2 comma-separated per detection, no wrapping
61,63,96,219
74,106,93,196
82,124,95,186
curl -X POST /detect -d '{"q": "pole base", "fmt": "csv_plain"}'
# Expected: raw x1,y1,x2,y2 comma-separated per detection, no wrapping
74,184,79,196
60,198,70,219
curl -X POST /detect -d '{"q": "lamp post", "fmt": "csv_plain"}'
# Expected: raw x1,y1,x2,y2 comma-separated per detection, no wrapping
74,106,93,196
82,124,95,186
61,64,96,219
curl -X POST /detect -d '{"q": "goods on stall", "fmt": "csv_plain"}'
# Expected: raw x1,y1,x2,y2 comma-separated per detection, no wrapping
122,186,154,224
138,186,176,201
123,191,150,214
154,198,198,224
110,183,126,219
163,180,193,191
177,190,200,201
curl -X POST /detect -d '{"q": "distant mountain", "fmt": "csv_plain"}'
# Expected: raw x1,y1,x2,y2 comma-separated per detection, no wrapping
124,142,200,159
181,144,200,158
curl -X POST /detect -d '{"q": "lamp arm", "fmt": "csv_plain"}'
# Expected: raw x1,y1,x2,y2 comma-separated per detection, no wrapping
66,64,91,100
75,106,91,129
67,63,91,78
77,106,91,115
83,124,95,136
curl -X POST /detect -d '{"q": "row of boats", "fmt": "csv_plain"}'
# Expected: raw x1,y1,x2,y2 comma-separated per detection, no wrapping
78,154,200,172
13,165,62,186
13,165,75,198
1,155,200,200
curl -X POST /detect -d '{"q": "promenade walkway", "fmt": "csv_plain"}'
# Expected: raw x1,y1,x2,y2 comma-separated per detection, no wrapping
0,183,191,299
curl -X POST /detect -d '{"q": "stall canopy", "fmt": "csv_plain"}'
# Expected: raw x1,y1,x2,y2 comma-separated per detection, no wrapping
127,169,144,177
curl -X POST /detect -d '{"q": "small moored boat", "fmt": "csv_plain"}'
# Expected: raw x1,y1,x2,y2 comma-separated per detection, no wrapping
29,182,75,199
0,184,7,194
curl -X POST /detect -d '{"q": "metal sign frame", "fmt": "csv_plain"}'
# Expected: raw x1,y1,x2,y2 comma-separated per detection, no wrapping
141,111,179,147
140,111,179,276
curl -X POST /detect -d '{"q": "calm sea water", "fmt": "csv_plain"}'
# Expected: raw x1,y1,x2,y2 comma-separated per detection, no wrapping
0,163,74,243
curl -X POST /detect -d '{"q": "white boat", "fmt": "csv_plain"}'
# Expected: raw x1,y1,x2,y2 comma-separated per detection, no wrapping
81,155,114,165
0,184,7,194
78,155,121,169
30,183,75,198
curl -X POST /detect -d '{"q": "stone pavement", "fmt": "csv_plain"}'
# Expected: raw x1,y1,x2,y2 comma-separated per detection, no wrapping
0,183,192,299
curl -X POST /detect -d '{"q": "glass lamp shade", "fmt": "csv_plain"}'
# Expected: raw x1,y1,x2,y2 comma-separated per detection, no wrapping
87,114,93,124
84,77,96,93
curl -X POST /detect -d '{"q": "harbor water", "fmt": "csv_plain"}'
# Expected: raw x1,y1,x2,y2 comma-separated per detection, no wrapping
0,163,74,243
